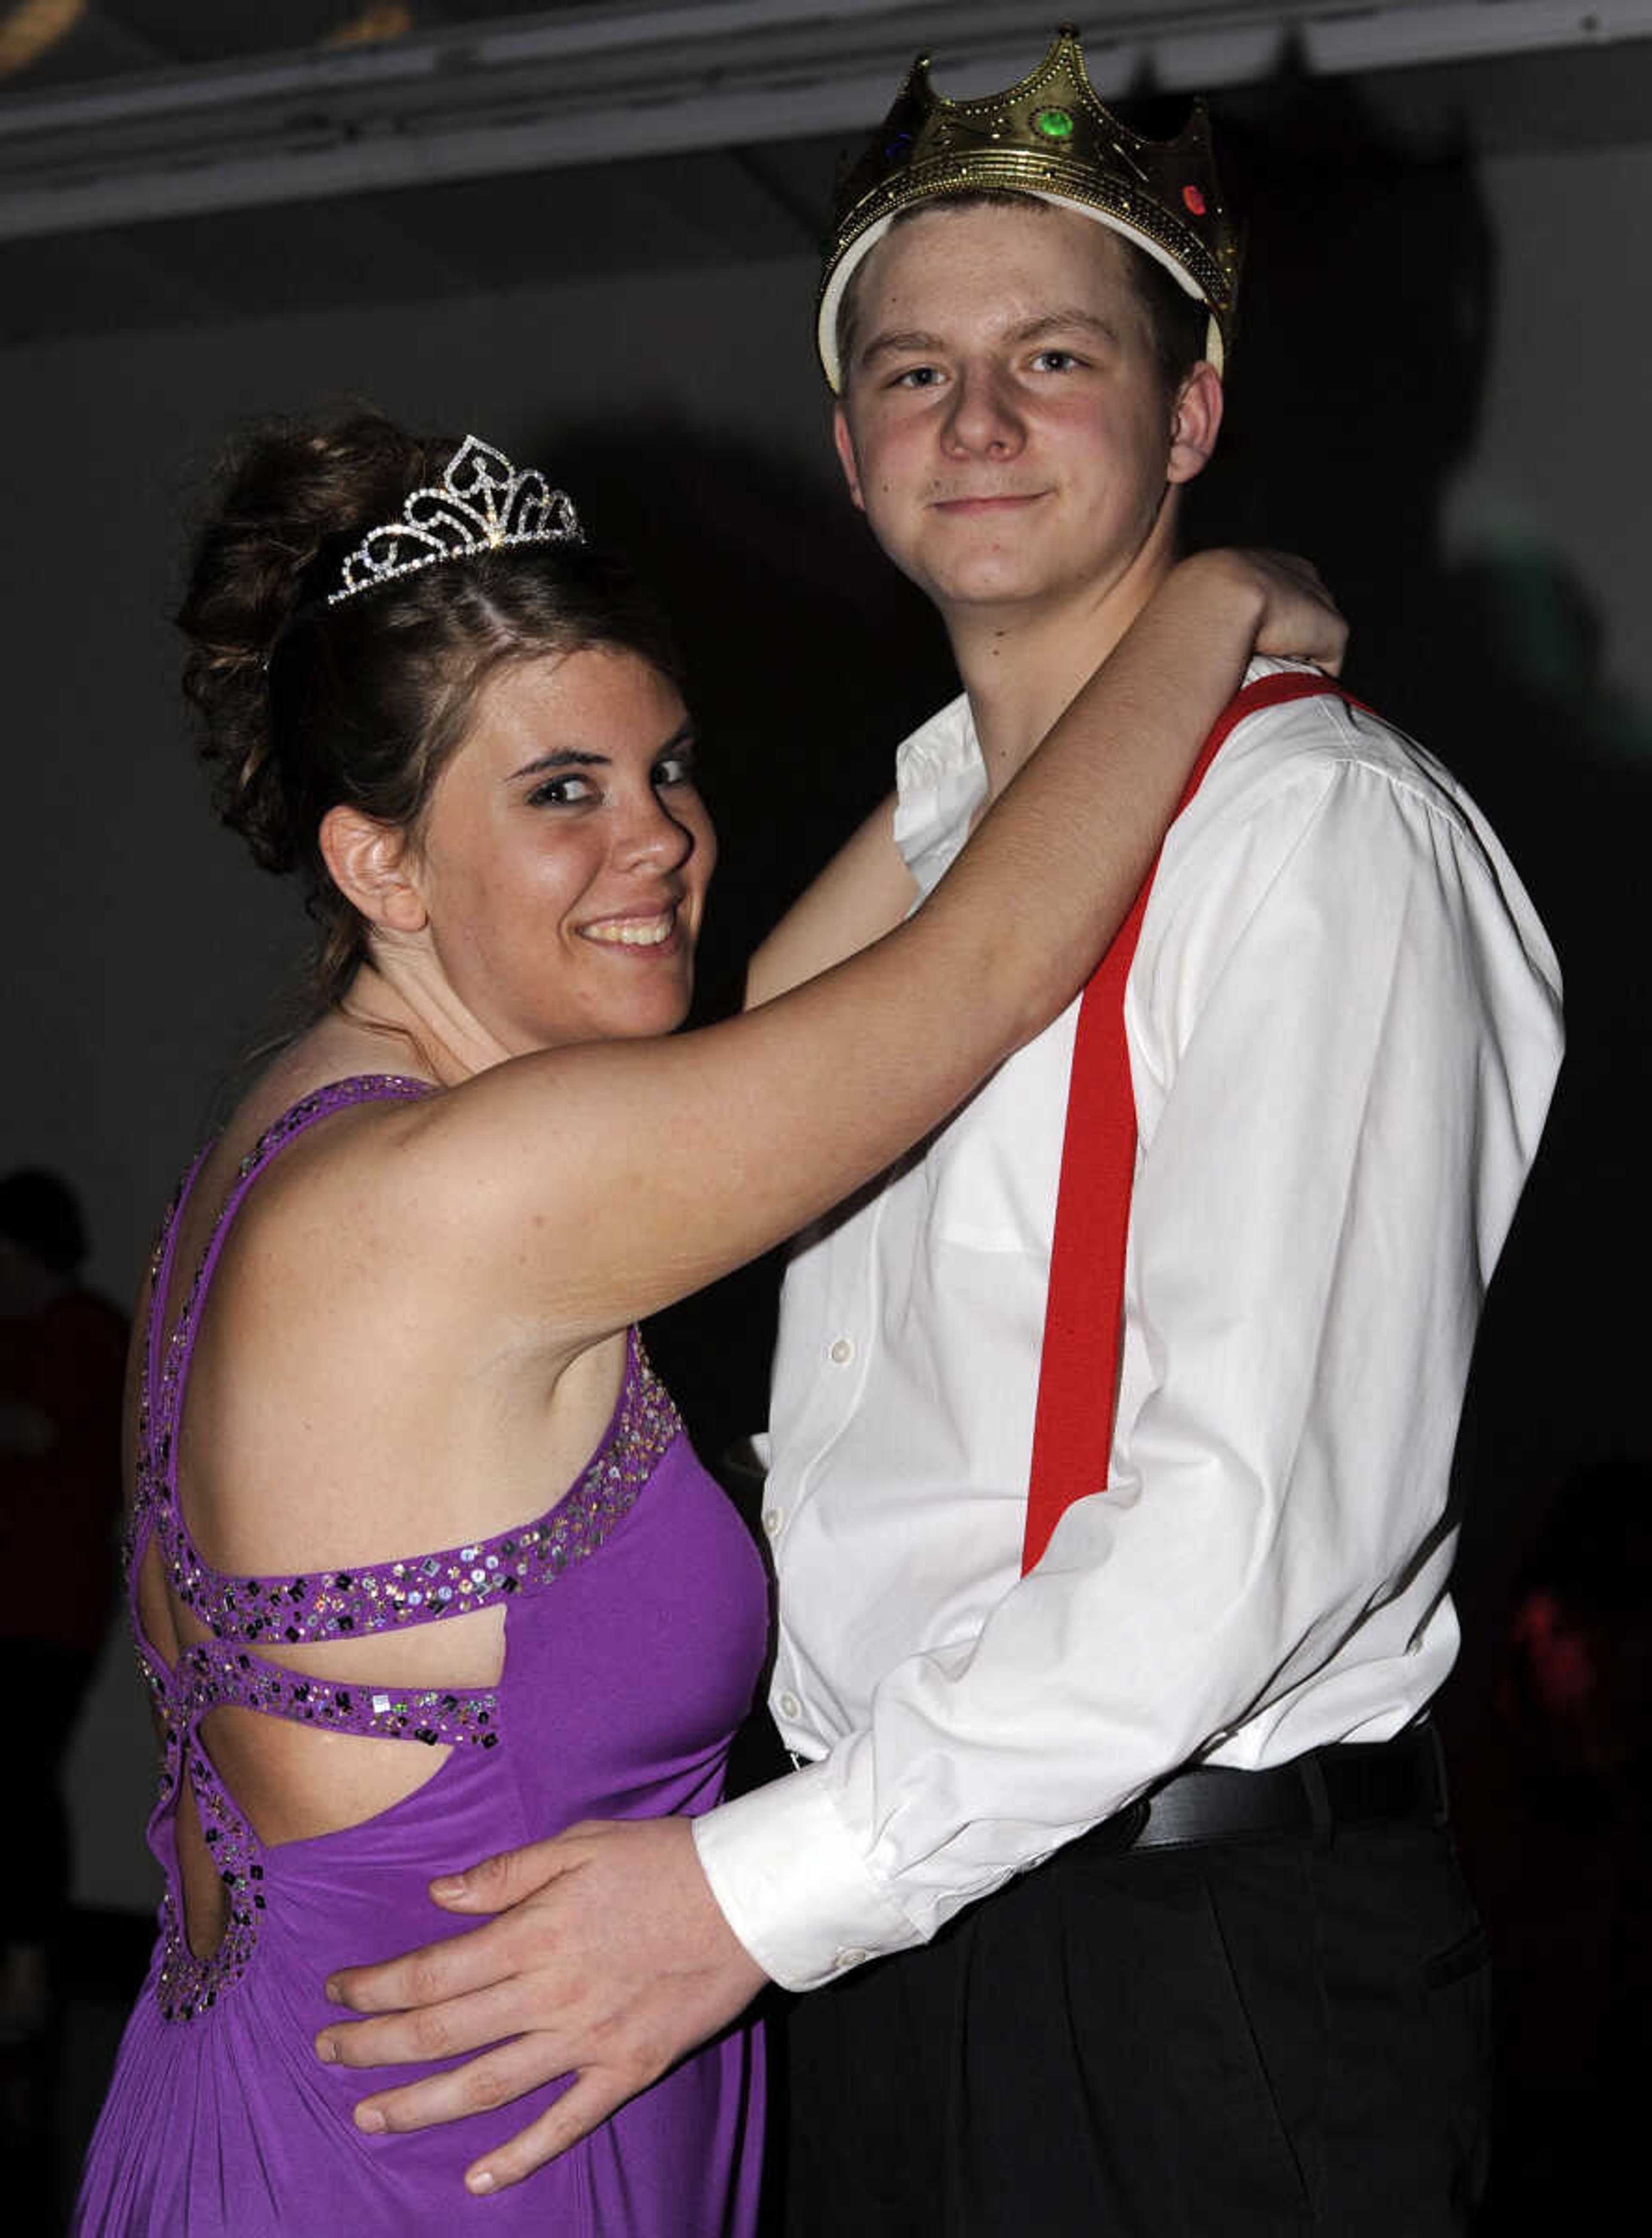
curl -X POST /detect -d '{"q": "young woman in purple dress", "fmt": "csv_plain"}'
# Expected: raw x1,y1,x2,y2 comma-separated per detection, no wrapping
75,414,1341,2234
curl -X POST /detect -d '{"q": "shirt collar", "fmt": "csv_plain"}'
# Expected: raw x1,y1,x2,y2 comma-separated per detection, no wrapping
891,692,988,900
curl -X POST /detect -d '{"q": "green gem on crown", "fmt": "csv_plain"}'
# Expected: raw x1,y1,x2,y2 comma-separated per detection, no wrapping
1033,106,1075,140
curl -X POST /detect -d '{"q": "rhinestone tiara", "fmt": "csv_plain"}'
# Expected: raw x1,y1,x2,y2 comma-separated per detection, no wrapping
327,434,584,606
817,23,1242,390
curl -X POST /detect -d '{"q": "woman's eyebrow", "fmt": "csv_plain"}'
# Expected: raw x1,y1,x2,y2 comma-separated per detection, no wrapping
508,720,694,784
508,747,609,781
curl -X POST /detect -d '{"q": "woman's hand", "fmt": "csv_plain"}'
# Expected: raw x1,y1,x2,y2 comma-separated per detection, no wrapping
1172,548,1348,676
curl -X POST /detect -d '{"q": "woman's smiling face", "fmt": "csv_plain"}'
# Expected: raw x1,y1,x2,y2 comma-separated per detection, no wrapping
408,645,715,1056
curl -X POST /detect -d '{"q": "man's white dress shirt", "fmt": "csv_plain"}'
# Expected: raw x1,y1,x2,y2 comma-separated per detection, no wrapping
695,659,1563,1993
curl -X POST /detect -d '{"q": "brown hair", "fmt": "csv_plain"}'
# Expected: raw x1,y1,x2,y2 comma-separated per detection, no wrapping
834,192,1208,406
179,411,682,1009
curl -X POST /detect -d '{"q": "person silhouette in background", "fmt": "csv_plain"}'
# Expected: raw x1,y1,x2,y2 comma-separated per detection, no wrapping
0,1170,126,2045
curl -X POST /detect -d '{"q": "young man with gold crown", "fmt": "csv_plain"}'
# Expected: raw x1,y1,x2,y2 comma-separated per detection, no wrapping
315,28,1563,2232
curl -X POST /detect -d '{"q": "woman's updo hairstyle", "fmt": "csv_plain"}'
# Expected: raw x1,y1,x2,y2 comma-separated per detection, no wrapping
179,410,681,1009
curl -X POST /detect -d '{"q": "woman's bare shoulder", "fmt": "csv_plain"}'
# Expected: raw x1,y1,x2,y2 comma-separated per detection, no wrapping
166,1028,451,1333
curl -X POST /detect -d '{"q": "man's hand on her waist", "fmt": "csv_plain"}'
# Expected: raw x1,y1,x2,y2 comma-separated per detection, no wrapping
314,1815,769,2196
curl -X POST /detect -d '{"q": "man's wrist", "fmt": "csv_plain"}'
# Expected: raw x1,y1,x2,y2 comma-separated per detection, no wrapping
693,1760,921,1992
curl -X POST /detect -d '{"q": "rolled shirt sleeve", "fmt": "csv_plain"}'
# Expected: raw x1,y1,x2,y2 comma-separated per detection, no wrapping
697,681,1562,1991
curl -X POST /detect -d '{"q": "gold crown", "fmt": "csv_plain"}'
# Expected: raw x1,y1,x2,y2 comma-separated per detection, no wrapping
817,24,1242,390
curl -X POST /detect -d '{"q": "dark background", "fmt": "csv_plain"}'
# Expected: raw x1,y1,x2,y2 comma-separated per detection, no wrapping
0,5,1646,2226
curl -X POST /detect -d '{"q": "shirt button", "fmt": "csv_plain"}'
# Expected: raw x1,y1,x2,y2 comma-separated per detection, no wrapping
762,1506,784,1537
778,1691,802,1719
833,1948,869,1971
828,1337,854,1365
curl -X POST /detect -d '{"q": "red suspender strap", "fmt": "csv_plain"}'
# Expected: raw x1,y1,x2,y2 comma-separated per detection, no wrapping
1020,670,1348,1574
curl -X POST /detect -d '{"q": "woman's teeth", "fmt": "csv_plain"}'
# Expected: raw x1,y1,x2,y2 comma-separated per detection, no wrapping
584,913,673,947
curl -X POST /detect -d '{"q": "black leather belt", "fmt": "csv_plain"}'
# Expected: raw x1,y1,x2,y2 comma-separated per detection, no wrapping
1083,1720,1449,1859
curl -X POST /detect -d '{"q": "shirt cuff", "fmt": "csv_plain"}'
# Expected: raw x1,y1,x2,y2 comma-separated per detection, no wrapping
693,1757,923,1992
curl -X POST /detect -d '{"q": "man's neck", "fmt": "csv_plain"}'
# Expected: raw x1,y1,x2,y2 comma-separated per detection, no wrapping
949,552,1178,800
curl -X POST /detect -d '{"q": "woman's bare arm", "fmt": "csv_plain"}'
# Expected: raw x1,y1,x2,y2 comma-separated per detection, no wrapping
339,553,1341,1351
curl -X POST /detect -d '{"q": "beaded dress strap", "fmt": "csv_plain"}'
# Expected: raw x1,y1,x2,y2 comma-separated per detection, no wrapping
126,1141,213,1583
169,1638,502,1747
147,1074,435,1460
144,1143,212,1407
145,1072,684,1646
163,1324,682,1646
133,1077,433,1580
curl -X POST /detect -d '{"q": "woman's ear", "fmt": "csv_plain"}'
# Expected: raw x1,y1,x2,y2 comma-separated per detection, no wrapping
318,806,428,935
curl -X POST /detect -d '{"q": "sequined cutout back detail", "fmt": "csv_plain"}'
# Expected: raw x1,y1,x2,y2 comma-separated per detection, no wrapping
126,1075,684,2020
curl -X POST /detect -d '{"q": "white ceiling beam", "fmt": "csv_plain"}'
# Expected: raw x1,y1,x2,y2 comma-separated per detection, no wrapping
0,1,1647,241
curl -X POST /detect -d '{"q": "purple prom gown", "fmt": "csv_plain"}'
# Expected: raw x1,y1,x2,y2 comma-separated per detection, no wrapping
77,1078,768,2235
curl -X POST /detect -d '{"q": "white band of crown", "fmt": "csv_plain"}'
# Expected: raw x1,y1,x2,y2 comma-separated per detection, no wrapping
327,435,584,606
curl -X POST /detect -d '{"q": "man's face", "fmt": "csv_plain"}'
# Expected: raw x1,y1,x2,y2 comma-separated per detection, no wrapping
833,201,1219,626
